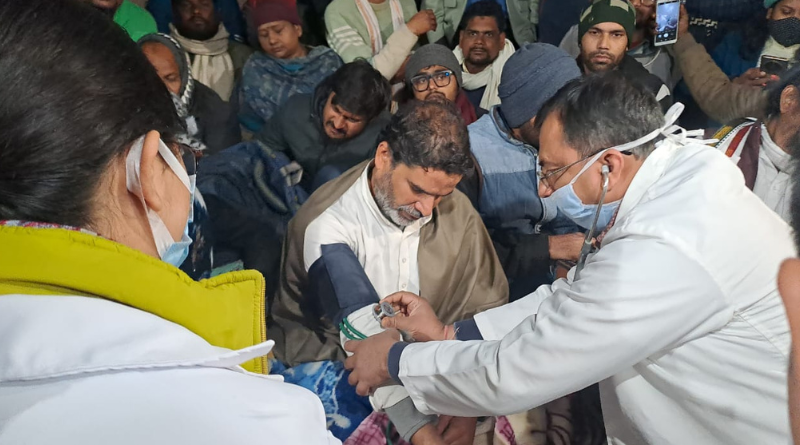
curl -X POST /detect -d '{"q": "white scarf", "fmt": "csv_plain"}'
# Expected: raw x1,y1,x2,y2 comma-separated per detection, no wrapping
171,23,235,102
354,0,405,55
454,38,515,110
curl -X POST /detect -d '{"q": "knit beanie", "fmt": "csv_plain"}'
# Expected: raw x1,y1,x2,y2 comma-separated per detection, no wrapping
765,0,780,7
405,44,463,87
497,43,582,129
578,0,636,45
252,1,302,28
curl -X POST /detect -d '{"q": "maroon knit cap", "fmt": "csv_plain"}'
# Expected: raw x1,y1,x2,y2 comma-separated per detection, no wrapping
252,1,301,28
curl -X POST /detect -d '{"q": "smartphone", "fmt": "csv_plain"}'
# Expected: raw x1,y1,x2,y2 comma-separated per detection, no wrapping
760,55,790,77
654,0,680,47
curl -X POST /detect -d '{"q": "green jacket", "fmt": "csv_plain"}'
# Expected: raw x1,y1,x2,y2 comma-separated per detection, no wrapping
422,0,539,46
113,0,157,42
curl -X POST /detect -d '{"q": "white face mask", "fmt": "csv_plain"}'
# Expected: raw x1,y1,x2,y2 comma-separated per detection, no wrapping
125,136,194,267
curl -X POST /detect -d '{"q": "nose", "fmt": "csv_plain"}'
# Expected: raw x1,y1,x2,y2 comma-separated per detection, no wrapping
538,179,553,198
414,196,436,217
427,77,438,92
598,34,610,50
332,114,345,129
268,32,279,44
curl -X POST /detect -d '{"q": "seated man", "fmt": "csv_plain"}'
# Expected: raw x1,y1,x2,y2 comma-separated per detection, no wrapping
454,0,516,112
710,65,800,222
422,0,539,47
465,43,585,299
271,101,509,443
257,60,392,192
560,0,677,88
88,0,157,41
139,33,241,155
170,0,253,101
576,0,672,110
324,0,435,81
239,2,343,133
401,43,482,124
146,0,246,41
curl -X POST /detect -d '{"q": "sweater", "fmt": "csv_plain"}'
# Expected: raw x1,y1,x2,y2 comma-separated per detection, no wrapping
113,0,157,42
325,0,419,79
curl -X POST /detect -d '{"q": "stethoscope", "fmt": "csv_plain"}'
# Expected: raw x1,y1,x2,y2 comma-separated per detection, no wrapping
573,165,610,281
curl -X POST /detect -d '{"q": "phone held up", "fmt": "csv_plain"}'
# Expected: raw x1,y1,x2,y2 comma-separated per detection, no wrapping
654,0,680,47
760,55,790,77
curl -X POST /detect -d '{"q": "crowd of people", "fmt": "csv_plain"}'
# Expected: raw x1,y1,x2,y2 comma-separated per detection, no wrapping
1,0,800,444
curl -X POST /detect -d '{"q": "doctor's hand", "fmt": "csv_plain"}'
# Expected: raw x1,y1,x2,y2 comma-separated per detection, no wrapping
345,329,401,396
381,292,455,342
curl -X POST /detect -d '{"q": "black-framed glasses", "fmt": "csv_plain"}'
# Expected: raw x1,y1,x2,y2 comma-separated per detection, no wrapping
410,70,454,92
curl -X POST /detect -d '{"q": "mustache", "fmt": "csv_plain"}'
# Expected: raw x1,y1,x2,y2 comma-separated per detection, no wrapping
398,204,422,219
589,50,614,59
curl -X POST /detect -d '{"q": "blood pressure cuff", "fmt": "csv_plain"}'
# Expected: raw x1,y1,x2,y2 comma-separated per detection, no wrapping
307,243,380,326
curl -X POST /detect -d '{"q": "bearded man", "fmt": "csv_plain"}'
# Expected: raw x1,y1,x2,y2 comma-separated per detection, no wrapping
270,100,508,444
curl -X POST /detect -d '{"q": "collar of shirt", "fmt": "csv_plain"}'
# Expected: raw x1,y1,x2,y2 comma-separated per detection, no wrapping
358,164,433,233
760,124,793,173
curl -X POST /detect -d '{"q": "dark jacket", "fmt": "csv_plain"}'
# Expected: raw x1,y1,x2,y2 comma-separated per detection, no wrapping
579,55,673,112
617,55,673,112
191,82,242,154
257,91,391,191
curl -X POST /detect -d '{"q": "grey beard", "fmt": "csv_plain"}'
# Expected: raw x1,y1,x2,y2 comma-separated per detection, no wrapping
373,173,422,228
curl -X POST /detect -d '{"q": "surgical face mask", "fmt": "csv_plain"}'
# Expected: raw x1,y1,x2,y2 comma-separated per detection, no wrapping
769,17,800,48
547,156,620,230
126,136,194,268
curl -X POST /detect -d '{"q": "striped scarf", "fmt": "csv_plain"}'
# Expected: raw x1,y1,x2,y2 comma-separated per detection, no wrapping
354,0,405,55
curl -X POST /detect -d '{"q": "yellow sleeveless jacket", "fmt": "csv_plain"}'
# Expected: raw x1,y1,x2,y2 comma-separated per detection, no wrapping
0,224,268,374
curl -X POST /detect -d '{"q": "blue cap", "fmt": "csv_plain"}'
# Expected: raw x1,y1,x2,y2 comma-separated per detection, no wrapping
498,43,582,129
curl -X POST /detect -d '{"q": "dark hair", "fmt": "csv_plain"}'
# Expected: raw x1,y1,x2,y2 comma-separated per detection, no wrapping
459,0,506,34
380,100,473,176
765,64,800,120
0,0,181,227
536,72,663,158
316,60,391,121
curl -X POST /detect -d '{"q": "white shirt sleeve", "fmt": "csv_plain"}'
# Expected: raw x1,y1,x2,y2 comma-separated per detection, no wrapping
303,213,353,272
398,235,733,417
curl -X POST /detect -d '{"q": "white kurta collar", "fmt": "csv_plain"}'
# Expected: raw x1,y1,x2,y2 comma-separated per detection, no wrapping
357,164,433,233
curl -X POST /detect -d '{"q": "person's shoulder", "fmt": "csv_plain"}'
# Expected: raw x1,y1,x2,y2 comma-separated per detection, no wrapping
229,40,255,59
325,0,357,19
118,0,157,26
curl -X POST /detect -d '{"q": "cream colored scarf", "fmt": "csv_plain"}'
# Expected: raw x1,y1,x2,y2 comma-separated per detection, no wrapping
171,23,235,101
354,0,405,55
454,38,515,110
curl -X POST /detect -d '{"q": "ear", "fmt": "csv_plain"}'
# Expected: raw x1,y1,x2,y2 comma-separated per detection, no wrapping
374,141,393,172
459,29,465,43
139,130,168,213
294,24,303,37
500,32,506,45
767,7,774,20
600,149,626,192
781,85,799,115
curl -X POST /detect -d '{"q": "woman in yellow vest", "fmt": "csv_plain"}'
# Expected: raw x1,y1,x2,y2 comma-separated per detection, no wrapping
0,1,338,444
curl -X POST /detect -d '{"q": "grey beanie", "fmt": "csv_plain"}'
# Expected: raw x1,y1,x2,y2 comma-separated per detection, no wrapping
405,43,463,87
498,43,582,128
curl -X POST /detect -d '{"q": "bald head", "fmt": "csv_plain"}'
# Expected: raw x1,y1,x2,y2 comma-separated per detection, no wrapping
141,41,182,96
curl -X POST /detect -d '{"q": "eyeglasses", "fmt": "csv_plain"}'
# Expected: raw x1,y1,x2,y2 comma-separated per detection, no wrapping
410,70,454,92
537,148,604,190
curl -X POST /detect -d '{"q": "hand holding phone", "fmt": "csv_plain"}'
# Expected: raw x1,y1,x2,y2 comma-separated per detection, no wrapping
654,0,680,46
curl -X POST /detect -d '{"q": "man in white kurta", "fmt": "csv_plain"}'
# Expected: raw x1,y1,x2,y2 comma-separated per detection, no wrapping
344,73,795,445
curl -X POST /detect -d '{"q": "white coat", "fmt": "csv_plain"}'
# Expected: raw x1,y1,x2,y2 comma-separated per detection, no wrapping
0,295,340,445
395,141,795,444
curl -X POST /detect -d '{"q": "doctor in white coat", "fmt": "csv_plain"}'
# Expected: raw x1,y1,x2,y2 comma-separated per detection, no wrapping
344,72,796,445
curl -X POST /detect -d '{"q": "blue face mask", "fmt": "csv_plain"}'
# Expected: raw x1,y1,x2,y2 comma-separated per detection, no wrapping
161,174,195,267
126,137,195,268
547,155,620,230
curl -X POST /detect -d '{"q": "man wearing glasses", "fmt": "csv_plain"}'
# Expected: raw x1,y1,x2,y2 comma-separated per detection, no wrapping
403,43,483,124
344,73,794,444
